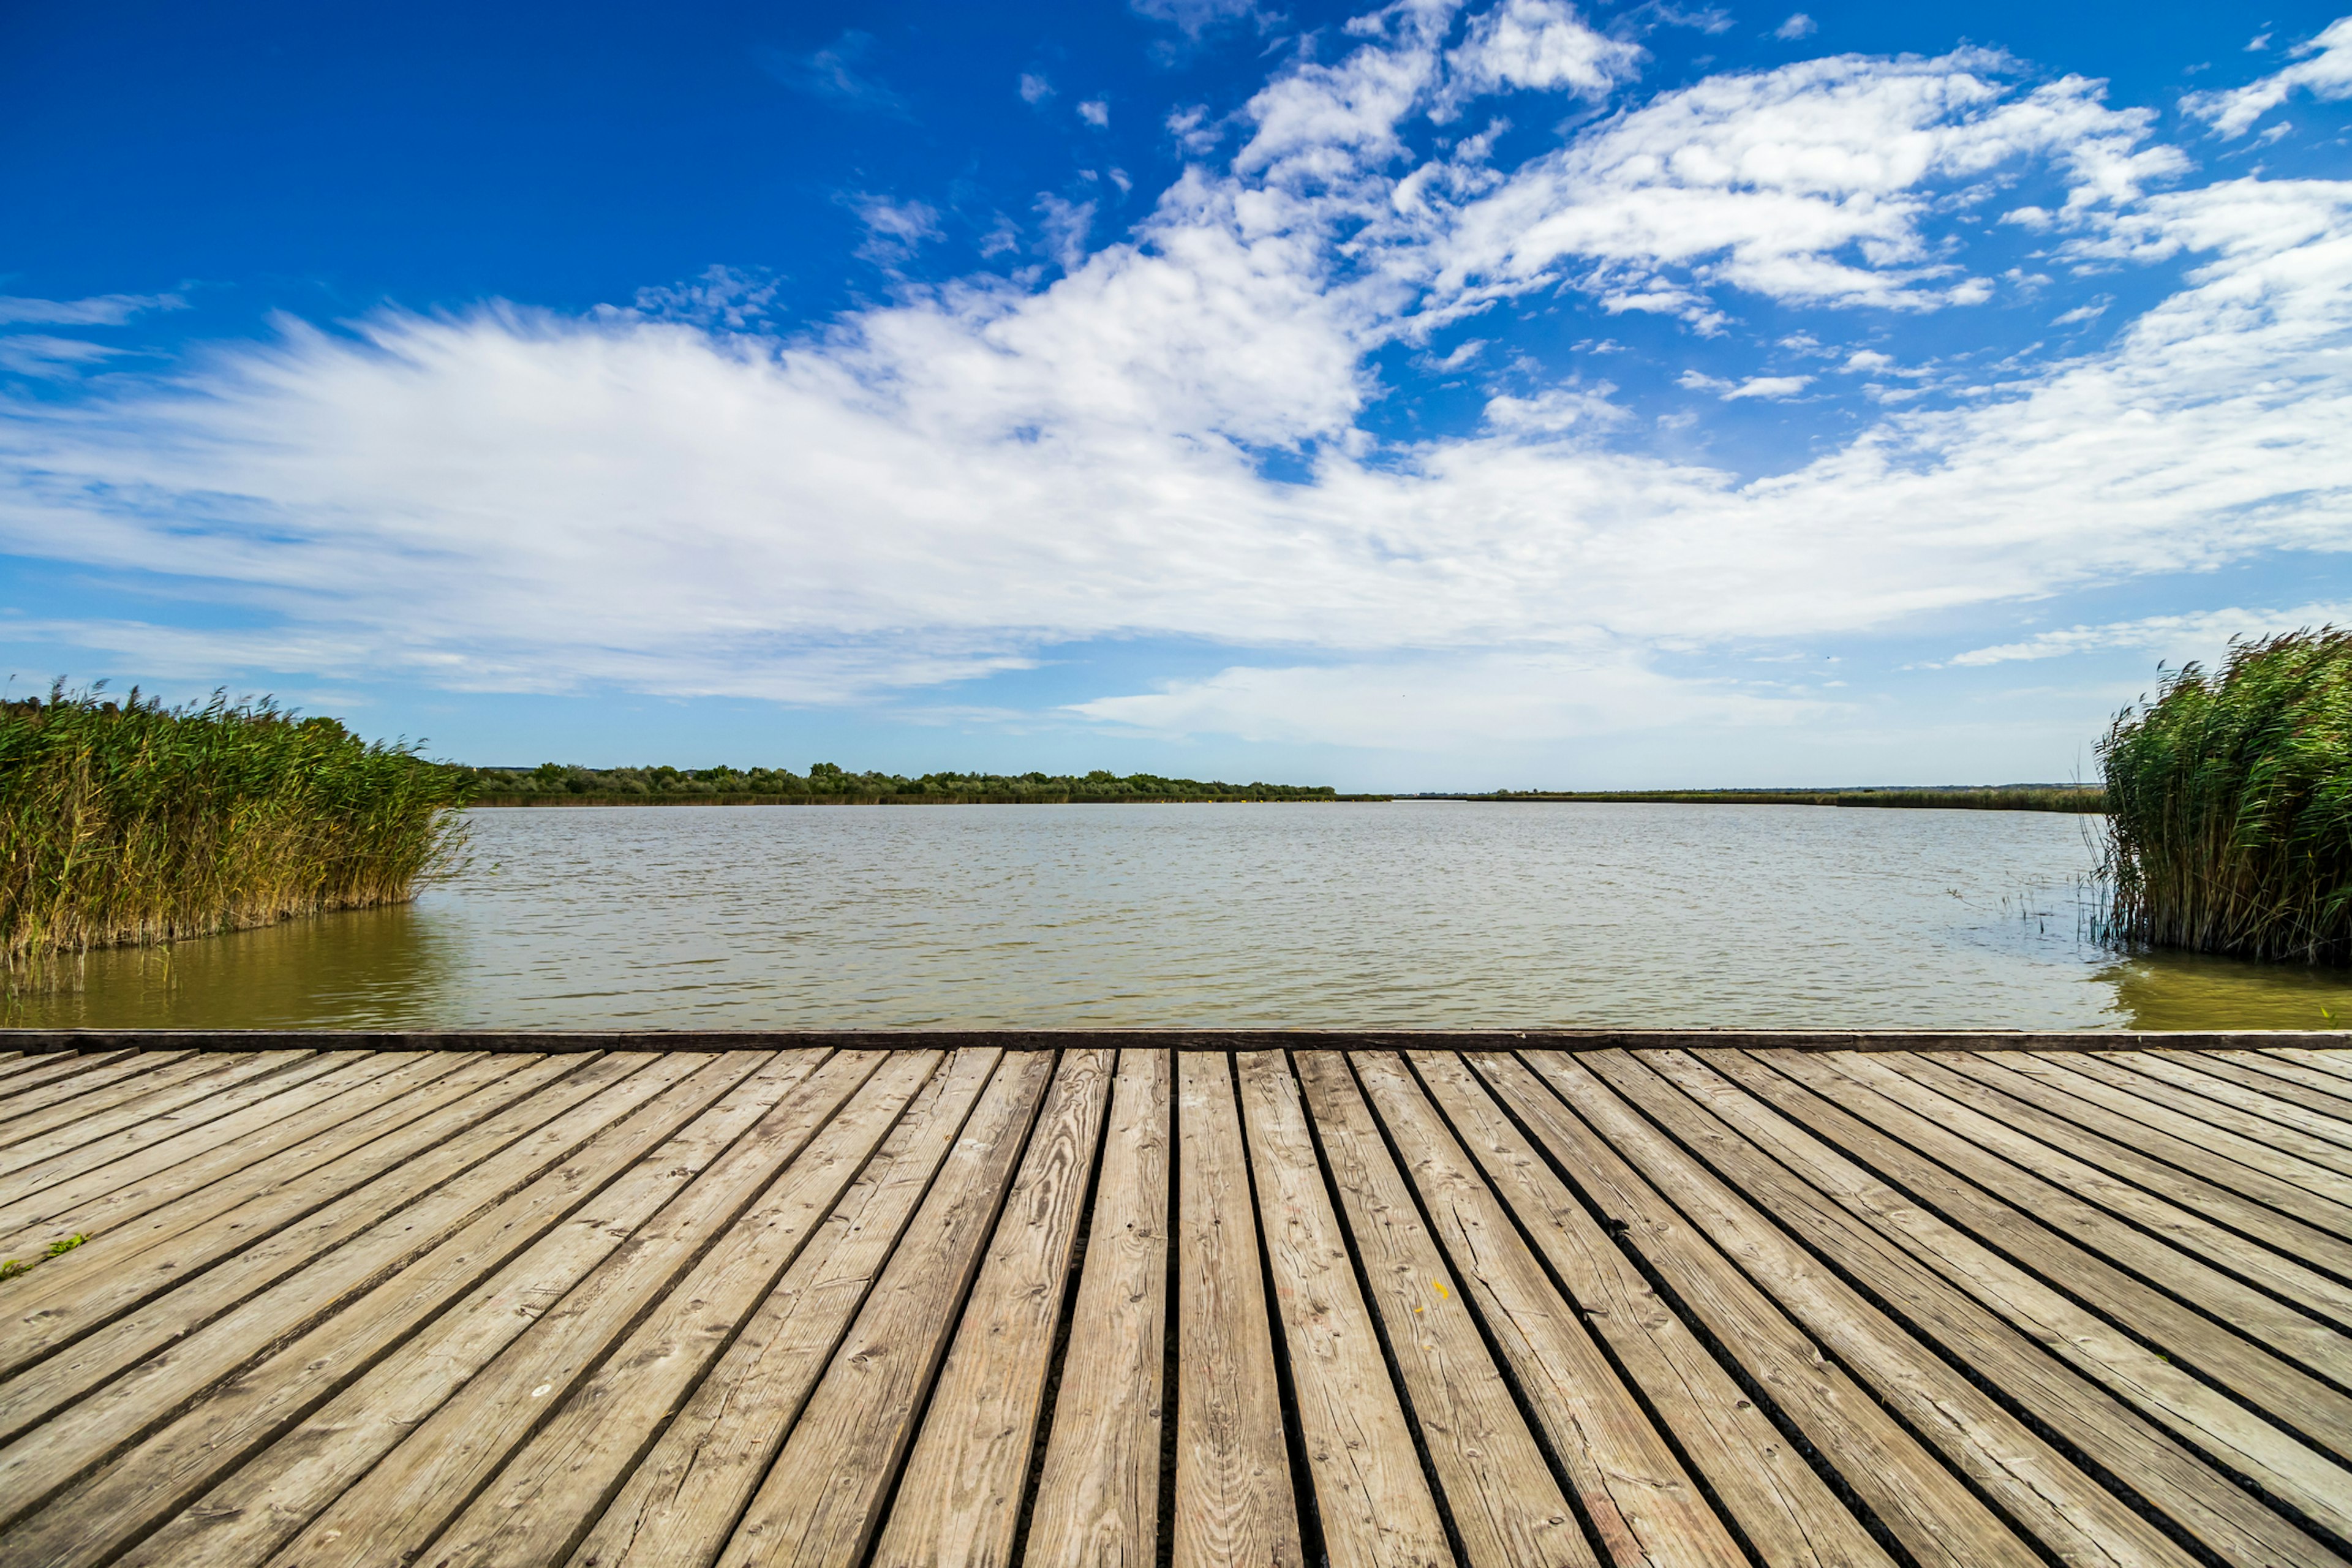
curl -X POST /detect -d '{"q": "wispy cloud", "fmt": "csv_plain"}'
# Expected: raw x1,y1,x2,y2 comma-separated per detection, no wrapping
0,293,184,326
759,32,910,116
1773,13,1817,40
2186,16,2352,137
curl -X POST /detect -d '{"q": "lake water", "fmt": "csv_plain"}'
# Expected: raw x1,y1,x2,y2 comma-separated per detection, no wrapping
12,802,2352,1031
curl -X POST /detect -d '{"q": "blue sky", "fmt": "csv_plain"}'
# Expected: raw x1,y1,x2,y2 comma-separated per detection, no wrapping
3,0,2349,788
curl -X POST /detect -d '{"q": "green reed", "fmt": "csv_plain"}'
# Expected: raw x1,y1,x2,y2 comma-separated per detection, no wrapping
2100,629,2352,963
1,685,470,966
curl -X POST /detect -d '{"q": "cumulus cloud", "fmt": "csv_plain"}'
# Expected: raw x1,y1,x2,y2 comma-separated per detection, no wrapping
2,0,2348,749
2186,17,2352,137
1078,99,1110,127
1773,13,1817,40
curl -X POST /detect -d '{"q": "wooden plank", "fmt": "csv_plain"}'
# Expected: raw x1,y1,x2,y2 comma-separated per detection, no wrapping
1237,1049,1455,1568
1317,1051,1693,1568
867,1049,1115,1568
124,1052,944,1568
1915,1052,2352,1277
0,1051,279,1167
2256,1047,2352,1089
417,1053,946,1568
0,1051,785,1568
0,1051,398,1257
267,1050,892,1568
1408,1050,1893,1568
0,1052,336,1205
1170,1051,1302,1568
2004,1050,2352,1226
1531,1049,2204,1568
562,1047,1001,1568
707,1050,1055,1568
0,1049,190,1123
1664,1049,2352,1543
0,1050,450,1269
1778,1049,2352,1385
1298,1052,1598,1568
2086,1054,2352,1180
1020,1047,1172,1568
2156,1052,2352,1132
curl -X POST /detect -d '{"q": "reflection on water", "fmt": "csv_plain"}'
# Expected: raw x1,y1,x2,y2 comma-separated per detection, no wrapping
8,802,2350,1031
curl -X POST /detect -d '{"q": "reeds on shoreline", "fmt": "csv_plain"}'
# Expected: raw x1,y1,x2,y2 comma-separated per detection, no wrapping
1,685,469,967
2100,629,2352,964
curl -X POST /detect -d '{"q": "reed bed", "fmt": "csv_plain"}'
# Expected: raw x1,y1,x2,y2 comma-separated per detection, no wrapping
2100,629,2352,963
1,686,469,967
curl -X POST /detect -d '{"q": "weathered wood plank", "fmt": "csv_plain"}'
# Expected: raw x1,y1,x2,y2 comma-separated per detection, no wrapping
271,1050,892,1568
0,1050,191,1123
1533,1049,2207,1568
867,1048,1114,1568
1236,1049,1454,1568
1776,1049,2352,1385
1912,1052,2352,1279
0,1052,284,1170
1,1052,781,1568
707,1049,1054,1568
2002,1051,2352,1226
563,1047,1001,1568
1663,1049,2352,1545
1307,1050,1643,1568
1409,1050,1892,1568
1477,1052,2040,1568
2227,1049,2352,1104
0,1051,445,1270
2132,1052,2352,1140
1022,1047,1172,1568
2070,1052,2352,1172
1170,1051,1302,1568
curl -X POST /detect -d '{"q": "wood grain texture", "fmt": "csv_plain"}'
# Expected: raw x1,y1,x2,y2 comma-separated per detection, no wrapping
0,1050,185,1122
709,1049,1055,1568
0,1052,772,1568
1295,1052,1601,1568
1237,1049,1454,1568
0,1051,285,1172
1172,1051,1303,1568
1409,1050,1892,1568
2095,1052,2352,1161
868,1048,1114,1568
566,1047,1001,1568
1022,1047,1171,1568
1658,1049,2352,1548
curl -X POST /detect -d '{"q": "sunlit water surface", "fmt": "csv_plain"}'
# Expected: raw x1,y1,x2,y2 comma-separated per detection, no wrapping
13,803,2352,1031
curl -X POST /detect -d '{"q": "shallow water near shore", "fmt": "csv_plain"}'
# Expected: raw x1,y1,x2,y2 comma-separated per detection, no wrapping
11,802,2351,1031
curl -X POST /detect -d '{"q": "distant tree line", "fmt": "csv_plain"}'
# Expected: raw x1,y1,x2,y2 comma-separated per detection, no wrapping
458,762,1367,805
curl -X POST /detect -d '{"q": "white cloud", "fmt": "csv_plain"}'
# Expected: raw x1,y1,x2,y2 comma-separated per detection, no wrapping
1948,602,2352,666
1434,0,1643,119
1,0,2348,750
0,293,185,327
0,336,127,379
1678,369,1812,398
2187,17,2352,137
1773,13,1817,40
1131,0,1265,38
1079,99,1110,127
1020,72,1055,105
850,196,944,264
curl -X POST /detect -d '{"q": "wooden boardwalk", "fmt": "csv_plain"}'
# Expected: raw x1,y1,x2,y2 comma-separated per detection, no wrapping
0,1041,2349,1568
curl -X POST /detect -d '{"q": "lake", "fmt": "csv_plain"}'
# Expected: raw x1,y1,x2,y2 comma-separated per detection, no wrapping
12,802,2352,1031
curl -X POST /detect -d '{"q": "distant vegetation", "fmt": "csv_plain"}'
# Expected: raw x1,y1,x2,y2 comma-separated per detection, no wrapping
2100,629,2352,964
1,686,468,965
461,762,1370,805
1458,786,2106,812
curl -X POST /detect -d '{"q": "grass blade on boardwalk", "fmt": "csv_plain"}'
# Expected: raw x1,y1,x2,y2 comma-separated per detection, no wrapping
869,1048,1114,1568
1022,1046,1172,1568
1297,1052,1603,1568
1237,1049,1455,1568
564,1047,1001,1568
1409,1051,1893,1568
708,1049,1054,1568
1173,1050,1302,1568
0,1052,788,1568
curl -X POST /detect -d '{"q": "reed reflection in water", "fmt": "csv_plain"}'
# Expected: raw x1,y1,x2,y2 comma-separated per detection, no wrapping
10,802,2350,1031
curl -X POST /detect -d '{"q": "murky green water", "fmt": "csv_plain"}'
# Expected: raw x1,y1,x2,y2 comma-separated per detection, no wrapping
10,802,2351,1031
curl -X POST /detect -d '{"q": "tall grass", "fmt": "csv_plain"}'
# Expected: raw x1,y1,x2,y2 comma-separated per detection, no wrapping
1,685,470,967
2100,629,2352,963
